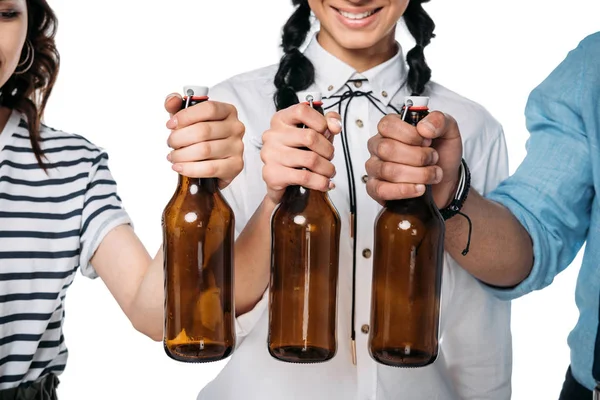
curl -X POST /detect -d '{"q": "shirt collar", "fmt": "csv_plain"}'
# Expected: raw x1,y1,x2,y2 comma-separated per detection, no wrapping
303,32,408,106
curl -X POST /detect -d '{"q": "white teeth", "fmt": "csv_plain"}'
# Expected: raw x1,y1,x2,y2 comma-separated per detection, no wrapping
338,9,375,20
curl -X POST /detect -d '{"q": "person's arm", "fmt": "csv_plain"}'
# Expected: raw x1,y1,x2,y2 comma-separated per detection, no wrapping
447,38,594,295
365,111,534,286
365,38,593,291
231,103,342,316
441,124,513,399
87,99,244,341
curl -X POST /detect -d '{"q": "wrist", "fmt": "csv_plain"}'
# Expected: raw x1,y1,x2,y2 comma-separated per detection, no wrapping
439,159,471,221
262,194,280,213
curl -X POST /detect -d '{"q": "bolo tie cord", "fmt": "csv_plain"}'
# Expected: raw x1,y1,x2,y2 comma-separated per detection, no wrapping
322,79,402,365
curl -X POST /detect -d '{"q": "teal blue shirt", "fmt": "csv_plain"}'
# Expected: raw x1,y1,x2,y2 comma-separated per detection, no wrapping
486,32,600,390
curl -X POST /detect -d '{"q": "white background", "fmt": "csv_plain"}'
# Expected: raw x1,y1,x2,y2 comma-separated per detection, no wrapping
40,0,599,399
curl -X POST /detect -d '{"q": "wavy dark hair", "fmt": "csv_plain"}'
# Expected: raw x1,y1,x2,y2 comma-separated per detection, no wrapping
0,0,60,168
274,0,435,110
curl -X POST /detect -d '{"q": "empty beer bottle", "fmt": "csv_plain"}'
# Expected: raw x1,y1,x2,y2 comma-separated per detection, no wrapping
268,92,341,363
162,85,235,363
368,96,445,368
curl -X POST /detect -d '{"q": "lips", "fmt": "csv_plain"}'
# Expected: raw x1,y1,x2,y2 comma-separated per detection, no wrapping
337,9,378,19
334,7,381,21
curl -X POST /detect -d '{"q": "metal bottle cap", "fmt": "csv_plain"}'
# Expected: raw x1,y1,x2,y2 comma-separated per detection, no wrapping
183,86,209,97
404,96,430,108
298,91,322,103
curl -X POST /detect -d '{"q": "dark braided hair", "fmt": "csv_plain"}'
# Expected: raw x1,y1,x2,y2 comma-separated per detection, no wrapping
273,0,436,110
404,0,436,96
273,0,314,111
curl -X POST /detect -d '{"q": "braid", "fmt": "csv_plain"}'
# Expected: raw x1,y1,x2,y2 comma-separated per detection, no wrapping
404,0,436,96
273,0,315,111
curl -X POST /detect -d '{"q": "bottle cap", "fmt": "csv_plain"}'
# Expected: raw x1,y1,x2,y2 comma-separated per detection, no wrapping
298,91,322,104
404,96,429,108
183,86,209,97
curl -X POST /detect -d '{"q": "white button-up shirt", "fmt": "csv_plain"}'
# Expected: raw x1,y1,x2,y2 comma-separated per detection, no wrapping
199,33,512,400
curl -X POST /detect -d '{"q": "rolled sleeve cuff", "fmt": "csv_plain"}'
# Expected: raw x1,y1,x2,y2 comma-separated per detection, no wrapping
80,211,133,279
482,191,547,301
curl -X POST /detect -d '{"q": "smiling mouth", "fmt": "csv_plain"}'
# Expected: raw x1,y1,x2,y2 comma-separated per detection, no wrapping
334,7,383,20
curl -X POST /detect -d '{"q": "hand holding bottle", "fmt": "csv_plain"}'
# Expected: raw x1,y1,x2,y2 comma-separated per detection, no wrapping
261,103,342,204
365,111,463,208
164,93,245,189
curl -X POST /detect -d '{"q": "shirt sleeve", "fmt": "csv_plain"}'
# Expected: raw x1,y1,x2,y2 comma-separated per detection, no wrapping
79,150,132,278
442,122,512,399
209,80,271,346
484,38,593,301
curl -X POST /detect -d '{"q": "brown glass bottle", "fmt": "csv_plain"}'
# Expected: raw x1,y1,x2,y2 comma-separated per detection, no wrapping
268,92,341,363
162,85,235,363
368,96,445,368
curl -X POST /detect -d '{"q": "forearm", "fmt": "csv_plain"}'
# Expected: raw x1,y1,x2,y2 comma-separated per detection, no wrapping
234,196,277,316
92,225,163,341
130,248,164,341
444,189,534,287
120,194,277,338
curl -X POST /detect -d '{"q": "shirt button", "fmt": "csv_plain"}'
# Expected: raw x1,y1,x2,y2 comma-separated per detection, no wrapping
382,90,388,98
361,175,368,183
354,81,363,88
362,249,372,259
328,85,334,91
356,119,364,128
361,324,370,334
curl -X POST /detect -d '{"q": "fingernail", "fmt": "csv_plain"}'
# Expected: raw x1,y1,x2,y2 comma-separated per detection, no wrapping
167,117,178,130
331,170,336,178
172,164,183,172
328,118,342,129
329,181,336,190
324,130,332,140
421,120,436,134
422,138,432,147
430,151,439,165
415,184,426,193
166,153,172,162
165,93,179,103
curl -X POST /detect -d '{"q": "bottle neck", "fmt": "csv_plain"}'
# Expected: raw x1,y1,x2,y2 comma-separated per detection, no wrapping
177,175,218,194
283,183,328,200
385,106,433,208
386,184,434,209
174,95,219,193
290,100,325,185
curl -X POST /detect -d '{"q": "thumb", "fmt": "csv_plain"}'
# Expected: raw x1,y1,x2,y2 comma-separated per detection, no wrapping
417,111,460,142
164,93,183,117
325,111,342,142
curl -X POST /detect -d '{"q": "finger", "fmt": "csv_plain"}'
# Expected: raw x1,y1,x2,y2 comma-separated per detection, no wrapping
366,179,426,202
262,164,333,193
167,101,236,130
263,127,335,161
168,138,243,163
272,103,328,133
365,157,443,184
172,158,243,181
367,137,439,166
418,111,460,140
377,114,431,146
164,93,182,117
325,111,342,140
167,119,245,149
266,146,336,178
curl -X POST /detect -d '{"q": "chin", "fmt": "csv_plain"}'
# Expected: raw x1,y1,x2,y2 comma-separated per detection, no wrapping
332,31,382,51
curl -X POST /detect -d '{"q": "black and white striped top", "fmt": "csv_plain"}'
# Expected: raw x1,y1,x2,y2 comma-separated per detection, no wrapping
0,110,131,390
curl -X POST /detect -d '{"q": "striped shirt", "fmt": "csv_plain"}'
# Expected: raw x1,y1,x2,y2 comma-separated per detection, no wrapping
0,109,131,390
